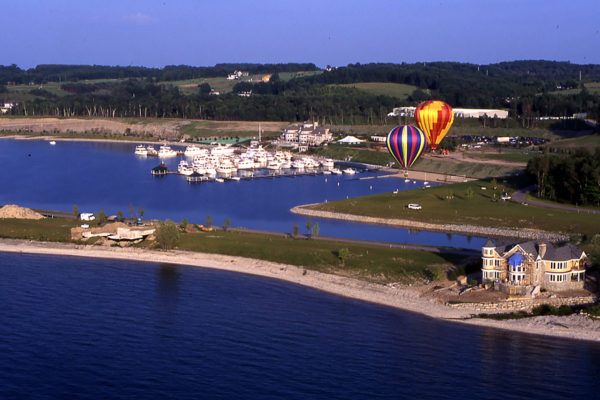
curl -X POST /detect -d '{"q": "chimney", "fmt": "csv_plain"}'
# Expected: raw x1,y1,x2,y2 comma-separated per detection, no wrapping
539,242,547,259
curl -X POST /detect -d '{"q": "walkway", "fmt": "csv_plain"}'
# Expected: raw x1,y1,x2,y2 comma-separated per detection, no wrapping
511,186,600,214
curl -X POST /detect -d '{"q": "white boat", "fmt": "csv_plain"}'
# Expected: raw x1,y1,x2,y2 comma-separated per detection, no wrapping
205,167,217,176
331,168,342,175
237,158,255,170
210,144,235,156
215,178,225,183
424,181,429,185
134,144,148,156
177,160,194,176
404,179,411,183
320,158,335,169
322,170,332,175
184,145,204,157
343,168,356,175
146,146,158,156
231,176,241,181
291,159,305,169
266,160,281,170
280,161,292,169
49,140,56,146
158,145,177,158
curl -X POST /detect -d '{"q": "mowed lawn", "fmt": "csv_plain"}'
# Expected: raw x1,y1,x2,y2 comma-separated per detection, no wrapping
177,230,464,283
310,180,600,240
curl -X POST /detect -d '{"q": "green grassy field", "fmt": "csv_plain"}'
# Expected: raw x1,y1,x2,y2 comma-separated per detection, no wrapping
278,71,322,81
548,81,600,95
180,120,288,139
0,218,78,242
176,230,464,283
410,158,521,178
310,180,600,241
546,134,600,149
329,82,419,100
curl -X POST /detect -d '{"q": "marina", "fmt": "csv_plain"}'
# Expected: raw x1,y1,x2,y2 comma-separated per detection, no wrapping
0,139,481,249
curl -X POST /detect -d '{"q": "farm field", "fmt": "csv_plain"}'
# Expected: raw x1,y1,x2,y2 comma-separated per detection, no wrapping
329,82,419,100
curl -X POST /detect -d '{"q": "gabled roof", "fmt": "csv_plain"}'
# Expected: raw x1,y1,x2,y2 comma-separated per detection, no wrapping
483,238,495,248
492,240,584,262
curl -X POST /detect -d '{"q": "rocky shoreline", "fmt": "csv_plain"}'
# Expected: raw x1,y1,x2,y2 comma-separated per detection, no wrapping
291,204,570,242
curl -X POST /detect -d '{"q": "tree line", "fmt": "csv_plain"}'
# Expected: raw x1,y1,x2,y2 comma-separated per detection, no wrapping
2,61,600,122
0,63,319,85
527,149,600,206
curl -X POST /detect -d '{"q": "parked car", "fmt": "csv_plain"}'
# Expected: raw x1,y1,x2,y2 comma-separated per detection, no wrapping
500,192,511,200
407,203,422,210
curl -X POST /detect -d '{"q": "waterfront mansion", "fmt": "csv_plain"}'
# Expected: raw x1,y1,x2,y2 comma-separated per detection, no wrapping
481,239,588,292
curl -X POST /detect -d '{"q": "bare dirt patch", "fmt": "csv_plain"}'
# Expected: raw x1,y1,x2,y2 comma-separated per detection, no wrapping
0,205,45,219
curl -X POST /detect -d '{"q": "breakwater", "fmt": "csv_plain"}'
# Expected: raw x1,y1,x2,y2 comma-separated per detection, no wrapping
290,204,570,242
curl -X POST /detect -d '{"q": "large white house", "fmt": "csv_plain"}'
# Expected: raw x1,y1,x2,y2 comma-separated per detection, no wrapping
280,122,332,146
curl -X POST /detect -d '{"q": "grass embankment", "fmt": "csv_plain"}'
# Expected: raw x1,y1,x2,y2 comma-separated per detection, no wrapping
175,230,464,283
180,120,289,139
411,157,520,178
0,218,78,242
309,180,600,240
312,145,522,178
467,151,538,163
546,134,600,150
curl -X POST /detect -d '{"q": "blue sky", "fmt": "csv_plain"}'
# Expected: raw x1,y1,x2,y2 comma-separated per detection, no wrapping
2,0,599,68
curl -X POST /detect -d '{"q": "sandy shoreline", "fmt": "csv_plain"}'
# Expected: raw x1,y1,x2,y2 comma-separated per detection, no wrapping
1,238,598,342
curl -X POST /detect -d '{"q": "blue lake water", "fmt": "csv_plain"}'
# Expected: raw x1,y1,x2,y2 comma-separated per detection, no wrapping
0,139,484,249
1,253,599,400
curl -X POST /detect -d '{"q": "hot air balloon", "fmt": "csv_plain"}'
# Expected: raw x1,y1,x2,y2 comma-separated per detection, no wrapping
414,100,454,150
386,125,427,169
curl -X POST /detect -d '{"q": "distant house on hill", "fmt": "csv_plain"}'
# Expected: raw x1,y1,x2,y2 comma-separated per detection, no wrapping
481,239,588,294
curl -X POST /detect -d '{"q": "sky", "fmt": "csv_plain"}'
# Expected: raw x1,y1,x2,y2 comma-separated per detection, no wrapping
2,0,599,69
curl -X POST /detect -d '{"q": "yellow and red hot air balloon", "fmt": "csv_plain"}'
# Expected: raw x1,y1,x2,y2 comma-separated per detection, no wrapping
414,100,454,150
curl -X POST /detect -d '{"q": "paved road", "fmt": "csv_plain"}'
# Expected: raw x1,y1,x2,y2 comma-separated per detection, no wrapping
511,186,600,214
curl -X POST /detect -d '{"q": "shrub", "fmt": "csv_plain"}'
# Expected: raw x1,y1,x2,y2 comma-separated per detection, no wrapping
155,220,180,250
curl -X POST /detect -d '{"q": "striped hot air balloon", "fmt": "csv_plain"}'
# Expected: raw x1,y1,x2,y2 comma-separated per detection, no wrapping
414,100,454,149
386,125,427,169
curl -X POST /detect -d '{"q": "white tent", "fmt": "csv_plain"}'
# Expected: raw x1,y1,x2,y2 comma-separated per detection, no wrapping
337,135,364,144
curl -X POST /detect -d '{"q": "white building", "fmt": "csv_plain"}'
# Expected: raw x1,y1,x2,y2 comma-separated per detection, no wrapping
280,122,332,146
389,106,508,119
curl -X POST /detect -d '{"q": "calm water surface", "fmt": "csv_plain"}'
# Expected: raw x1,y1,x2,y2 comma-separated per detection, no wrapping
0,139,484,249
1,253,599,399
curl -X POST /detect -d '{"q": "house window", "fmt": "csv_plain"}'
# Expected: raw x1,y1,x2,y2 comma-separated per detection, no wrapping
572,271,585,282
549,273,568,282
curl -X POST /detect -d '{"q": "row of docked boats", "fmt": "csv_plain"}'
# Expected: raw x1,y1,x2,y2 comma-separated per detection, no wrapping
144,143,358,182
135,144,178,157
